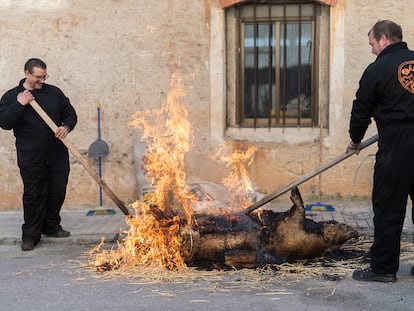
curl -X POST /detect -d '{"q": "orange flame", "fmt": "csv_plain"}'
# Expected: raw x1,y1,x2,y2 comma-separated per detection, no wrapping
129,74,196,224
91,75,258,271
91,74,195,271
214,142,257,212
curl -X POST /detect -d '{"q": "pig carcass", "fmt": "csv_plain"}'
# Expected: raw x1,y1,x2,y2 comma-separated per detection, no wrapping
179,187,358,268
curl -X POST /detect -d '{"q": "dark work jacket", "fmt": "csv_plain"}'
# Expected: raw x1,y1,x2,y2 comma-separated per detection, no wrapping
349,42,414,143
0,79,77,163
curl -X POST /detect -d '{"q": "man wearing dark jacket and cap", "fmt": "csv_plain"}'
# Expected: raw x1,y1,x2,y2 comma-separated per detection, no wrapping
347,20,414,282
0,58,77,251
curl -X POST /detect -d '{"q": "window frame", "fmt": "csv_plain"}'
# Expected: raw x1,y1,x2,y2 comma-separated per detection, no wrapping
226,1,328,131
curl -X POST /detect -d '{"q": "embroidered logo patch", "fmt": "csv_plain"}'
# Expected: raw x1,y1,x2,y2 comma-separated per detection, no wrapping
398,61,414,93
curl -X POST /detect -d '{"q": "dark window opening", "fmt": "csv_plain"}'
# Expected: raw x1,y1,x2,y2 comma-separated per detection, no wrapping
234,1,319,128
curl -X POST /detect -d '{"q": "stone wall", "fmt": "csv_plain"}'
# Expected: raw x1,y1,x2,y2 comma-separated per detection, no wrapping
0,0,412,210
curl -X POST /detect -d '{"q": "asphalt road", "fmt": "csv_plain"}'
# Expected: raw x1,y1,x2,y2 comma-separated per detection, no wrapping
1,241,414,311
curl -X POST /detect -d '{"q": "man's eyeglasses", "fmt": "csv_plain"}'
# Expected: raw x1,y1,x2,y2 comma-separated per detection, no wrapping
30,73,49,80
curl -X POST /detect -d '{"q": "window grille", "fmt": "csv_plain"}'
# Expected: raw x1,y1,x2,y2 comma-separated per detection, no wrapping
232,1,319,128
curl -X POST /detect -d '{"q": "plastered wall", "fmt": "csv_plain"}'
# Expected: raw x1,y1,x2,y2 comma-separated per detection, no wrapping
0,0,413,210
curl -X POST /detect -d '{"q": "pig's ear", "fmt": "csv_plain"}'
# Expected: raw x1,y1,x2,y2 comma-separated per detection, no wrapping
290,187,304,208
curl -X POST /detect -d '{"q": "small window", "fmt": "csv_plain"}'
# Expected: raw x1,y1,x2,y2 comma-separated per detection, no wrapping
226,1,327,129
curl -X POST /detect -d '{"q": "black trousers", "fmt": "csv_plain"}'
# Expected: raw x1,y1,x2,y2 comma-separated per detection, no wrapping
371,124,414,274
18,142,69,241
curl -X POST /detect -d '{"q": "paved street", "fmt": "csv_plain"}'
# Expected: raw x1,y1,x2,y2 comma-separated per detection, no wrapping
1,242,414,311
0,203,413,311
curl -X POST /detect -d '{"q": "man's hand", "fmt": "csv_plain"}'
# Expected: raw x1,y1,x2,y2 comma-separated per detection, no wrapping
55,125,70,140
346,140,361,155
17,90,34,106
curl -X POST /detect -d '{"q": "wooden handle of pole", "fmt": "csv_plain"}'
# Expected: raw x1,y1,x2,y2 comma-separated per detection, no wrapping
29,100,132,217
242,134,379,215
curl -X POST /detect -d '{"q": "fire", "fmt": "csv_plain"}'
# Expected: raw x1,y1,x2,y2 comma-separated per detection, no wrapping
129,74,196,225
91,74,258,271
215,143,257,212
91,74,195,271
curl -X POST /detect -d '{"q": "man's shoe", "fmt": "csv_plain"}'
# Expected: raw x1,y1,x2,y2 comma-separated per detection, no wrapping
353,268,396,283
44,229,71,238
21,240,34,251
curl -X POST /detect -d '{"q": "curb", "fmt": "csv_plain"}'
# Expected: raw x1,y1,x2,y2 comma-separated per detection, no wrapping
0,233,121,247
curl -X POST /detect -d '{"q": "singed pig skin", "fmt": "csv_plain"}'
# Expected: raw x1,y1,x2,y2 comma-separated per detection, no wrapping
180,187,358,268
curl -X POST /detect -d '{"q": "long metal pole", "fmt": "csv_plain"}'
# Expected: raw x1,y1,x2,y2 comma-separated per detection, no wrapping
242,134,379,215
29,100,132,217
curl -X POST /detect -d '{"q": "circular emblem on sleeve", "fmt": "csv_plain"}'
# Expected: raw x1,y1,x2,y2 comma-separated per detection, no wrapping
398,61,414,93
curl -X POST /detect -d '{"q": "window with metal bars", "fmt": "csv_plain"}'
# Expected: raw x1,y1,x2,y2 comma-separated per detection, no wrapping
226,1,323,128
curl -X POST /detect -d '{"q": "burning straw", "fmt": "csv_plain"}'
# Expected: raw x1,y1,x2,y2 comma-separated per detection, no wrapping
84,236,414,286
89,73,264,272
91,74,195,271
87,75,408,278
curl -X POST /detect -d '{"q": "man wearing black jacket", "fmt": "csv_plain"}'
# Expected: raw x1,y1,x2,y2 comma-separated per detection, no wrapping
0,58,77,251
347,20,414,282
